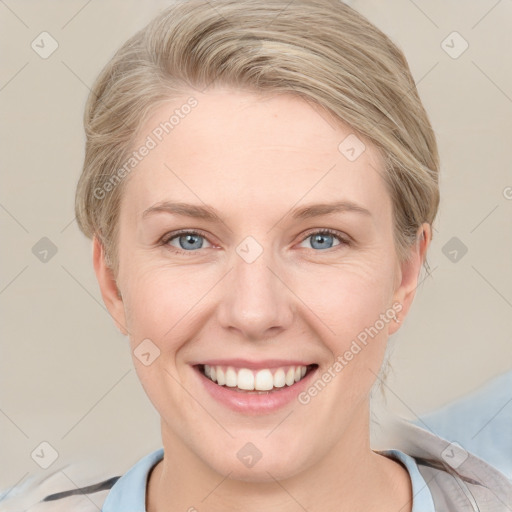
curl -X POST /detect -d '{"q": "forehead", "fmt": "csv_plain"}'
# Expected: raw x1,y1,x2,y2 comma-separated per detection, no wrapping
120,88,391,226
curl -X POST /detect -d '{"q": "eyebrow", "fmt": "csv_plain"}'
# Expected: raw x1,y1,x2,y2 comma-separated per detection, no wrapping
142,200,372,222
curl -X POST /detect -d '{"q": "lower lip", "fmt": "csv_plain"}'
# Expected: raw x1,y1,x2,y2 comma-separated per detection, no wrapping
193,365,318,415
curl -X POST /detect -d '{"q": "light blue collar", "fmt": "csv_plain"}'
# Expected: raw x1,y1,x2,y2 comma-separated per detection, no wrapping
102,448,164,512
102,447,434,512
378,449,436,512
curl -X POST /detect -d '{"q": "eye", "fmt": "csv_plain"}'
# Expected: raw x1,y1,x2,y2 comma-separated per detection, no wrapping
160,228,350,255
298,229,350,251
161,230,213,254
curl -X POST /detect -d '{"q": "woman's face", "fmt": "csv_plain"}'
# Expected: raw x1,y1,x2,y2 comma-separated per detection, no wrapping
95,88,428,481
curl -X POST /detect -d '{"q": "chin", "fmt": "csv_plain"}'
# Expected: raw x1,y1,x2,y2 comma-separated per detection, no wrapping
204,447,310,483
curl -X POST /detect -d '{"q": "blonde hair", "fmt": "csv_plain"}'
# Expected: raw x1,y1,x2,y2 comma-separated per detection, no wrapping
75,0,440,277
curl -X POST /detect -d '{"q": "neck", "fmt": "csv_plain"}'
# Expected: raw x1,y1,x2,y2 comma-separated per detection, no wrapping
147,404,412,512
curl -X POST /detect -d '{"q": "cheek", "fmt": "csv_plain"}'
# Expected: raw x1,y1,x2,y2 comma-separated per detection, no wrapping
122,266,196,409
294,259,395,393
295,257,395,335
121,263,214,360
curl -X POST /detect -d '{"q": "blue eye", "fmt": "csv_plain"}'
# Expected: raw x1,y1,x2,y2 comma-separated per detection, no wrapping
299,229,348,251
160,228,349,255
162,230,212,253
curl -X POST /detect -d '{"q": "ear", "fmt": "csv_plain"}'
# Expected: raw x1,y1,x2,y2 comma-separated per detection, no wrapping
388,223,431,335
92,236,128,336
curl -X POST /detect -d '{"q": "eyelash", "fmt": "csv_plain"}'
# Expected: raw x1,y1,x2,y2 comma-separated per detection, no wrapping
159,228,351,256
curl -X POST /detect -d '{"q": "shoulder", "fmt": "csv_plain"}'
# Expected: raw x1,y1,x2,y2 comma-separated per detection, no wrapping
0,448,165,512
0,467,119,511
416,370,512,479
383,415,512,511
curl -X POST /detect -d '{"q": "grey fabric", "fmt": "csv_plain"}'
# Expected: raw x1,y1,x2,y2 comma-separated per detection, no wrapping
384,417,512,511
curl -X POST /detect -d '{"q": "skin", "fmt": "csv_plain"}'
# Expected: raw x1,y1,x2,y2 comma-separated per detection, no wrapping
93,87,431,512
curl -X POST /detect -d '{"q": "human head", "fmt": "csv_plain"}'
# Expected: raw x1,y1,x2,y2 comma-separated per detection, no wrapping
74,0,439,485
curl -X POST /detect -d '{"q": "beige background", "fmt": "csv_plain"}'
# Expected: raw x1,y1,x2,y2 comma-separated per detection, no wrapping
1,0,511,496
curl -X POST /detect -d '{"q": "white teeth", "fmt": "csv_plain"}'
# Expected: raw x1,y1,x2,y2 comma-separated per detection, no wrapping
202,364,311,390
273,369,286,388
216,367,226,386
225,367,237,387
254,369,274,391
237,369,254,390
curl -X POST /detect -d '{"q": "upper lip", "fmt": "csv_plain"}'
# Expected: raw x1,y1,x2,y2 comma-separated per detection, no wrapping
192,359,316,370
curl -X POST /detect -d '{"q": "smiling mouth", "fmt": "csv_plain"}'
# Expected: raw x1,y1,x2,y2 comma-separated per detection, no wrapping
196,363,318,393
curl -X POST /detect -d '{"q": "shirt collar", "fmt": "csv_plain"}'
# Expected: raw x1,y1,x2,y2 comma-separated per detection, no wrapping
102,448,164,512
377,449,436,512
101,447,433,512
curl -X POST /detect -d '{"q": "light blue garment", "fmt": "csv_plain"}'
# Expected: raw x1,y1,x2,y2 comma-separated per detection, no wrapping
101,447,434,512
379,449,436,512
416,369,512,480
101,448,163,512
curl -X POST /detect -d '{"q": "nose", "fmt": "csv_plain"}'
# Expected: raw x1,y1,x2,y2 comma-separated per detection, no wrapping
216,246,294,342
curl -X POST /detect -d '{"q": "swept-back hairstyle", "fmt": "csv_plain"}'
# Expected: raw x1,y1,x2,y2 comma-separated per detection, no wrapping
75,0,439,278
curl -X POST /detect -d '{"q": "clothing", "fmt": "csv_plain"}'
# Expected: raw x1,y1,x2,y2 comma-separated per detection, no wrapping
2,418,511,511
2,447,433,512
101,447,436,511
414,370,512,480
383,416,512,510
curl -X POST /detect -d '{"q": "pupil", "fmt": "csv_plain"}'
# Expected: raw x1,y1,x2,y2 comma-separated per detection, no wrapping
181,234,202,250
313,233,332,249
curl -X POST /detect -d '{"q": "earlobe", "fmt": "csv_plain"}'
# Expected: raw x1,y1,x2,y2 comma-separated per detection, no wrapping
92,236,129,336
388,223,431,335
